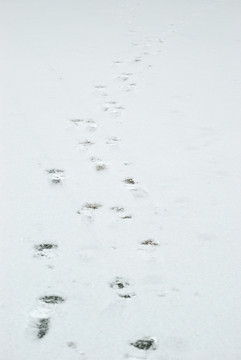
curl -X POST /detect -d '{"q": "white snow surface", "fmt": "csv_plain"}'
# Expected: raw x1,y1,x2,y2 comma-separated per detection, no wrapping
1,0,241,359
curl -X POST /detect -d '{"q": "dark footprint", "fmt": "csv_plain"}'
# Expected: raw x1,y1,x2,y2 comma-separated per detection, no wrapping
121,215,132,219
82,203,102,210
34,244,58,258
40,295,65,304
52,178,61,184
141,239,159,246
123,178,136,185
130,337,157,350
110,277,130,290
119,293,136,299
37,318,50,339
46,169,64,174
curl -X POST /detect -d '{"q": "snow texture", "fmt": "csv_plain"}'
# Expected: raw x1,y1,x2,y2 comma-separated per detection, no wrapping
1,0,241,359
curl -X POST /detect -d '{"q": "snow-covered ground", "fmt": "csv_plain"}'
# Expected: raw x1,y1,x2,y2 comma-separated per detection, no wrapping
1,0,241,359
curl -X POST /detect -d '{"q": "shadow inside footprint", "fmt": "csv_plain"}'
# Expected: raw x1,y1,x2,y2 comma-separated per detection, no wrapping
111,206,125,213
131,337,157,350
121,215,132,219
46,169,65,184
34,244,58,258
110,277,130,289
119,293,135,299
83,203,102,210
123,178,136,185
37,318,50,339
35,244,57,251
141,240,159,246
96,162,107,171
46,169,64,174
40,295,65,304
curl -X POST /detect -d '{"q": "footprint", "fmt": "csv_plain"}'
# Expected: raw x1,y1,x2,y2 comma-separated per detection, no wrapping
110,277,130,290
30,295,65,339
34,244,58,259
106,136,121,146
118,72,133,82
67,342,86,358
67,341,78,349
80,202,102,210
123,178,136,186
123,178,148,198
122,83,136,92
121,215,132,219
95,161,108,172
70,119,84,126
111,206,125,213
77,202,102,220
110,206,132,219
85,119,98,132
95,85,106,89
70,118,97,131
46,169,65,184
103,101,125,116
130,337,157,350
89,156,101,163
78,139,95,151
36,318,50,339
89,156,108,172
40,295,65,304
119,293,136,299
141,239,159,246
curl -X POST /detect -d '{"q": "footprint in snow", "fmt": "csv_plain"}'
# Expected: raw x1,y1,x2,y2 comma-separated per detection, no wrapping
29,295,65,339
123,178,148,199
67,342,86,359
85,119,98,132
122,82,136,92
111,206,125,213
46,169,65,184
110,206,132,219
89,156,108,172
141,239,159,247
106,136,121,146
110,277,136,299
34,244,58,259
121,214,132,219
70,118,84,126
78,139,95,151
95,161,108,172
77,202,102,220
110,276,131,289
130,337,157,350
103,101,125,116
134,57,142,63
118,72,133,82
94,84,106,90
70,118,97,132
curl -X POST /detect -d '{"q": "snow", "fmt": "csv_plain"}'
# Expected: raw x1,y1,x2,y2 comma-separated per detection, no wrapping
1,0,241,359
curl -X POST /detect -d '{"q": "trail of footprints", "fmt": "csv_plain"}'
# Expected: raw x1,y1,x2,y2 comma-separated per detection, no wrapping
32,15,163,357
